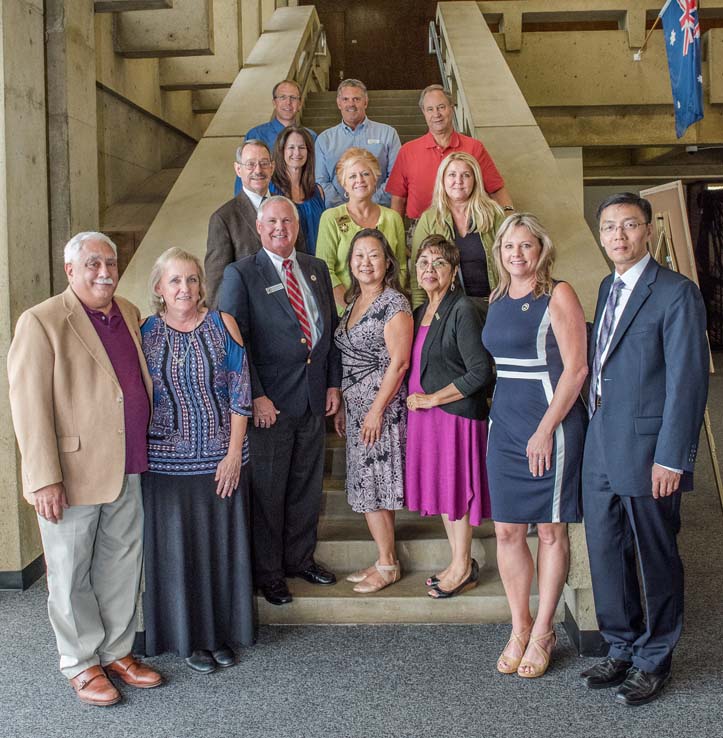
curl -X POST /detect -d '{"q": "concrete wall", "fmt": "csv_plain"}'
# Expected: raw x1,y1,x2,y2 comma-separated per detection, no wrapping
0,0,49,578
96,88,195,213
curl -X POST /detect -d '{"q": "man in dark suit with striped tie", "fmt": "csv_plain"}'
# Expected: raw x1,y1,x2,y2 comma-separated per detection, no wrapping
217,196,342,605
580,192,709,705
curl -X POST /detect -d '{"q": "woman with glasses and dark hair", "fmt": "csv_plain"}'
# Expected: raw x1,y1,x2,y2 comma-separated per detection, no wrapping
333,228,413,594
405,235,494,599
482,213,587,679
269,125,325,255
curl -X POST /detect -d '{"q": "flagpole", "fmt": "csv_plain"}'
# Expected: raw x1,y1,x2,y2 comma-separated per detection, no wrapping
633,0,670,61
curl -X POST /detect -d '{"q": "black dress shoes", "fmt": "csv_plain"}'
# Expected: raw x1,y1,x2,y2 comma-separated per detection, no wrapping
184,650,217,674
288,562,336,586
581,657,632,689
261,579,293,605
615,667,671,706
211,646,236,668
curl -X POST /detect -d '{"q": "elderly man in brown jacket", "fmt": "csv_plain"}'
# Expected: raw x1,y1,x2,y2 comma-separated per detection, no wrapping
7,231,162,706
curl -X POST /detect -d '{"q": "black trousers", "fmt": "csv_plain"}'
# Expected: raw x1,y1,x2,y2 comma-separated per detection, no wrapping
247,411,325,586
582,411,684,674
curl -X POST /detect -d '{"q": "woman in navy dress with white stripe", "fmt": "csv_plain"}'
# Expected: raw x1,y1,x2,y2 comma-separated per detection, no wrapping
482,213,588,678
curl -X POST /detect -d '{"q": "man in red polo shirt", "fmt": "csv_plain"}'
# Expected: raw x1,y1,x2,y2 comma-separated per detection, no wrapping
387,85,513,221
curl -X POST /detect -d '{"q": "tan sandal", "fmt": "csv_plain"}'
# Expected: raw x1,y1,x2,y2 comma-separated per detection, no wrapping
517,630,557,678
496,625,532,674
353,561,401,593
345,565,376,583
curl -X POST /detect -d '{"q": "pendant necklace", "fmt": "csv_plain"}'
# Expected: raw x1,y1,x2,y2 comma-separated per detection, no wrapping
163,311,201,366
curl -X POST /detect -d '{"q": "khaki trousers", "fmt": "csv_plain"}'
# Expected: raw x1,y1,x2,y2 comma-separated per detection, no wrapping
37,474,143,679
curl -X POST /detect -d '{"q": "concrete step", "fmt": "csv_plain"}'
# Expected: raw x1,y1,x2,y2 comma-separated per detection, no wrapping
262,436,548,626
306,90,422,103
256,570,559,625
324,434,346,478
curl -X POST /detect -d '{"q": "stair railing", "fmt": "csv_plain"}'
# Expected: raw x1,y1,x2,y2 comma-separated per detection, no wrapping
428,20,464,134
297,24,327,106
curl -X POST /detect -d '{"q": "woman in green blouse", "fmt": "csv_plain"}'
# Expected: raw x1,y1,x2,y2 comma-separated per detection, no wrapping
410,152,506,310
317,147,407,313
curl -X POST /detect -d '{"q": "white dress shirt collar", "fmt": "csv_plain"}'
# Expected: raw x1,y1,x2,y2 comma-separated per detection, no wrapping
615,252,651,291
242,186,269,212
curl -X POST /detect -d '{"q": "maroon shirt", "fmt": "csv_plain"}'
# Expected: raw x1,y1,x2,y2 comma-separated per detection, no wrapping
82,300,150,474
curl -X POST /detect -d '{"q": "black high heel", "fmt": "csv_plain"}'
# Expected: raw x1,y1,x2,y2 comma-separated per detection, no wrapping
428,559,480,599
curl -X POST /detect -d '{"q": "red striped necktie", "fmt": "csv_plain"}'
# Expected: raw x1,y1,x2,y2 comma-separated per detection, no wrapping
282,258,313,350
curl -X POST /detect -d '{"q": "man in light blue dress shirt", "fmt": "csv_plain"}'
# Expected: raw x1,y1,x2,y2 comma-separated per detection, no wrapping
233,80,317,196
314,79,401,208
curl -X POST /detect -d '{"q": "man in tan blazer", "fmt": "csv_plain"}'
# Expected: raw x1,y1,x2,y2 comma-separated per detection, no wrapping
7,231,162,706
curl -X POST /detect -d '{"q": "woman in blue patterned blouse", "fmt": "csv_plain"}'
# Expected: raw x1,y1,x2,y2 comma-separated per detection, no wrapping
141,247,254,675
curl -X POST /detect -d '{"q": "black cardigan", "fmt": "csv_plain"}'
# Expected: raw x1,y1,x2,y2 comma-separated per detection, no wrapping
412,288,493,420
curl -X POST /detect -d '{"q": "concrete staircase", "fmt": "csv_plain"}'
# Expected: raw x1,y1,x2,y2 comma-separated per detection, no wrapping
262,88,548,628
302,90,428,142
256,433,547,625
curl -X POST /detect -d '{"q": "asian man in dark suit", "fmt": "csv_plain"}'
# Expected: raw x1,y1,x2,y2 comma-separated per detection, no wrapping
205,140,307,309
217,195,342,606
580,192,709,706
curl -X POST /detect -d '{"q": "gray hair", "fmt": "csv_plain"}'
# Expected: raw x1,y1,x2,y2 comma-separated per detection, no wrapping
257,195,299,221
64,231,117,265
419,84,452,110
147,246,206,316
235,138,271,164
337,78,368,97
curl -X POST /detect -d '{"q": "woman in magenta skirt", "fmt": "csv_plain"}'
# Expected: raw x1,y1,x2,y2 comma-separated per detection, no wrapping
405,235,494,598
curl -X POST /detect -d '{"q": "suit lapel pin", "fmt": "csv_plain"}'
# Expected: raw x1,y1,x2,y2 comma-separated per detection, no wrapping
435,313,440,321
310,274,317,282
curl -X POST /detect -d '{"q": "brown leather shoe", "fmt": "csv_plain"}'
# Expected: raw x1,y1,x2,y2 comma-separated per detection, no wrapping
106,655,163,689
70,665,121,706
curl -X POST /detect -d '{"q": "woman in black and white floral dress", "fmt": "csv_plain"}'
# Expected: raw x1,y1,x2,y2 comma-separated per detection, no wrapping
333,228,413,594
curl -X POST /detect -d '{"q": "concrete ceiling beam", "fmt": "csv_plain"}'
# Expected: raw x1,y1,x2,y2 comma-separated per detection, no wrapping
159,0,241,90
113,0,214,58
534,102,723,147
478,1,723,49
94,0,172,11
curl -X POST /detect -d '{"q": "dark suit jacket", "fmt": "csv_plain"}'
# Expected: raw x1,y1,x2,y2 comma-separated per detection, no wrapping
217,248,342,417
588,257,708,495
204,190,306,309
413,288,493,420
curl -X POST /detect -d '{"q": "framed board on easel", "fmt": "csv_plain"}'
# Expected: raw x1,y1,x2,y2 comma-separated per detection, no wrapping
640,180,723,513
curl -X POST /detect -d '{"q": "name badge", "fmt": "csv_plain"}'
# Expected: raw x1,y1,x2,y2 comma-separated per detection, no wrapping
367,139,381,145
266,283,284,295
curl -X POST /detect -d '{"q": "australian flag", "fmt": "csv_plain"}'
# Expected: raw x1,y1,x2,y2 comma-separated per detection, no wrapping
660,0,704,138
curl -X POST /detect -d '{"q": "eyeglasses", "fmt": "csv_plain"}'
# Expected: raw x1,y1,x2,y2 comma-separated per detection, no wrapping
416,258,450,271
240,159,272,171
274,94,300,103
600,220,648,234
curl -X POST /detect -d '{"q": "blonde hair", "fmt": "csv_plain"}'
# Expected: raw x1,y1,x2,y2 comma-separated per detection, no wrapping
430,152,502,237
490,213,555,303
148,247,206,315
335,147,381,193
